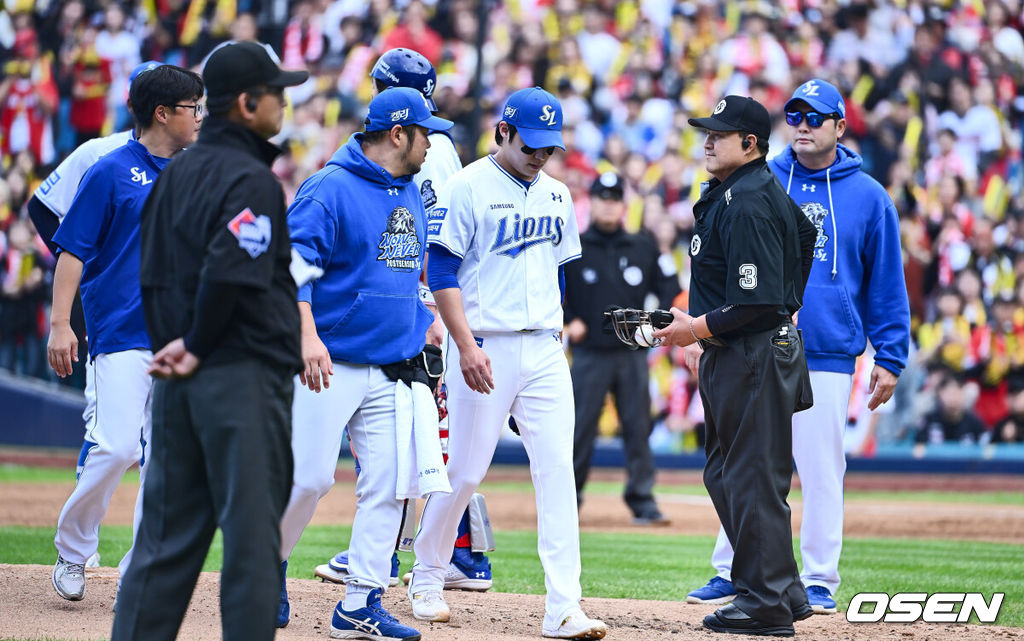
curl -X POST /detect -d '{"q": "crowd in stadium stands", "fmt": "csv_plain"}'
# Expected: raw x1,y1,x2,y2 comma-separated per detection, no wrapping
1,0,1022,454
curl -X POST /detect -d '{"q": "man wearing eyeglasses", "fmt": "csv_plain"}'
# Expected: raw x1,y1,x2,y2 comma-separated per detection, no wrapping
46,64,203,605
112,42,307,641
688,79,911,616
409,87,607,640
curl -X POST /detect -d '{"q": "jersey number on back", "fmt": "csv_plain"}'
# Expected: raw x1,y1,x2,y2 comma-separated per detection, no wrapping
739,264,757,290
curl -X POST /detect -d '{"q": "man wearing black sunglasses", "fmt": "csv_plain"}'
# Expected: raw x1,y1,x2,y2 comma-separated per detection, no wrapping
689,78,911,620
769,79,910,614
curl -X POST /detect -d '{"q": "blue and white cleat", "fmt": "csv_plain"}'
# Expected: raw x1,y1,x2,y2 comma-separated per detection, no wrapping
686,576,736,604
806,585,837,614
330,588,421,640
316,550,400,587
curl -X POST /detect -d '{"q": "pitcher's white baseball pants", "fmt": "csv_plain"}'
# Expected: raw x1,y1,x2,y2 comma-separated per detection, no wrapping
55,349,153,578
413,331,583,628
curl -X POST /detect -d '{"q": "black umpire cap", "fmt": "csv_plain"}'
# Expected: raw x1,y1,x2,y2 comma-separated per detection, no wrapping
590,172,625,200
688,95,771,140
203,41,309,105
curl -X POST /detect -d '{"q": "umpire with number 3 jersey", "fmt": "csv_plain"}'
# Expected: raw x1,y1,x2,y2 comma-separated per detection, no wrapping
652,96,817,636
111,42,307,641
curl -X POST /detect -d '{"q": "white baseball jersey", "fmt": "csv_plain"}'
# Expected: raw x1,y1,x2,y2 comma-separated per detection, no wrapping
34,130,133,220
428,156,581,332
417,132,462,210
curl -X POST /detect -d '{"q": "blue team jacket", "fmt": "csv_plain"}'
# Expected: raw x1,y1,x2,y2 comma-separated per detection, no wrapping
769,144,910,376
288,134,432,365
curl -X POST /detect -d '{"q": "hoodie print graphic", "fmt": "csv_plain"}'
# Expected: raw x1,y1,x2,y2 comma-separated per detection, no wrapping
800,200,831,264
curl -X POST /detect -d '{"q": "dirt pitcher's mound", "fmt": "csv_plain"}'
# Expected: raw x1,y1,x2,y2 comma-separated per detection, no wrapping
2,565,1020,641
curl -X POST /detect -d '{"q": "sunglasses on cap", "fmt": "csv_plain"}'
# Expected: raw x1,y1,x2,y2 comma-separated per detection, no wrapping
785,111,840,128
521,144,556,156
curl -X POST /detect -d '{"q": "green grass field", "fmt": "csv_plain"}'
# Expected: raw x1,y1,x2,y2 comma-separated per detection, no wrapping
2,463,1022,628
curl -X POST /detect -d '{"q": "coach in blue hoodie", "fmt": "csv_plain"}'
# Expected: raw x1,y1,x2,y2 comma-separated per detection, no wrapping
281,87,453,640
689,80,910,614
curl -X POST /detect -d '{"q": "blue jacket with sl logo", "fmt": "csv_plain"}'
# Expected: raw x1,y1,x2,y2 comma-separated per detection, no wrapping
288,133,432,365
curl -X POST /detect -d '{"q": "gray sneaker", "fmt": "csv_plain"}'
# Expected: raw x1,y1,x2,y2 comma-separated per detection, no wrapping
53,555,85,600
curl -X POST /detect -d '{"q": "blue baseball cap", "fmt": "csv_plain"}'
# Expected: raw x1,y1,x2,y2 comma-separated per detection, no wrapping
130,60,164,85
785,79,846,118
501,87,565,150
365,86,453,133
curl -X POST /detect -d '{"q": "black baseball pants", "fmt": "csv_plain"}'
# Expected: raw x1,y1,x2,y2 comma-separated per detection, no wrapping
111,358,294,641
698,323,810,624
572,346,658,516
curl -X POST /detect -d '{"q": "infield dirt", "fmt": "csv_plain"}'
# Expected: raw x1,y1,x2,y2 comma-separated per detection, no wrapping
2,462,1022,640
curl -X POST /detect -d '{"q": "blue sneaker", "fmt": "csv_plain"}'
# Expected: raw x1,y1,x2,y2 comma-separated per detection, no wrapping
330,588,421,640
277,560,290,628
686,576,736,604
806,585,837,614
316,550,400,587
445,546,492,591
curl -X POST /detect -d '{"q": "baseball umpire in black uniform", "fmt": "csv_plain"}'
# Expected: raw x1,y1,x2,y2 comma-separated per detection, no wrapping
652,95,816,636
111,42,308,641
564,172,681,524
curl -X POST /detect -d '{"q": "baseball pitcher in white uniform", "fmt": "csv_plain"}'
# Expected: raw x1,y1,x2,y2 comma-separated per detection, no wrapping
408,87,607,640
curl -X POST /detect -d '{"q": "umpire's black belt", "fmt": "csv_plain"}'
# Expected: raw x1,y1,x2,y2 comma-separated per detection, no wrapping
697,336,728,349
698,316,794,350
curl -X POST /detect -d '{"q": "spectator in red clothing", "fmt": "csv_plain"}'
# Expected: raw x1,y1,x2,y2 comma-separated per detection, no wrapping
69,38,113,146
382,1,443,66
0,30,59,167
282,0,325,71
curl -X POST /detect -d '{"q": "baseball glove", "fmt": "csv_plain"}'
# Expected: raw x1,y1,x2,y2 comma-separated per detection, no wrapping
604,307,674,349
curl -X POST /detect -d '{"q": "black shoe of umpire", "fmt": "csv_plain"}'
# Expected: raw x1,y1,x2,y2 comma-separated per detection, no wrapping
702,603,795,637
792,601,814,622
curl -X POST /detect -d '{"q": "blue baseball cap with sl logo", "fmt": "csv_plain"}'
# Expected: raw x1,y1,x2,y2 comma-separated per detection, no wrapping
364,86,453,133
785,79,846,118
501,87,565,150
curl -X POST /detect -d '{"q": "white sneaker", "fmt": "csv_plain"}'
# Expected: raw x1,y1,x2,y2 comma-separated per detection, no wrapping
542,608,607,639
400,563,492,591
53,556,85,601
85,552,101,568
314,563,348,584
408,588,450,622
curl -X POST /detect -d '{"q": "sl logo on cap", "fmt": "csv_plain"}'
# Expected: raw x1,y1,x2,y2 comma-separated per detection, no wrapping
540,105,557,126
802,80,820,96
713,100,727,114
390,108,410,122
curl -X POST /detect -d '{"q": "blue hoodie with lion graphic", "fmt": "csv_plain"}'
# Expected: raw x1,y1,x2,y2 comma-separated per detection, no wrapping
768,143,910,376
287,133,433,365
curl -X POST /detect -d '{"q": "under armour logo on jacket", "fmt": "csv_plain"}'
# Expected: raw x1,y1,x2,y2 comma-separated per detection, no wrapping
387,188,398,196
552,192,562,202
802,184,816,192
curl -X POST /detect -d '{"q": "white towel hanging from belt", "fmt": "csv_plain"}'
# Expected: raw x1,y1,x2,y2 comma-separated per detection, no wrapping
394,380,451,500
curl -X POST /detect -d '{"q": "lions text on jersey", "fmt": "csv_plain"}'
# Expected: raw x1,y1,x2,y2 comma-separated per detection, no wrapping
427,155,581,332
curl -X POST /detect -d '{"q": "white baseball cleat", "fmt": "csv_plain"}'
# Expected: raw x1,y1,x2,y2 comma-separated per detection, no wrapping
542,608,607,640
53,555,85,601
408,588,450,622
85,552,101,568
